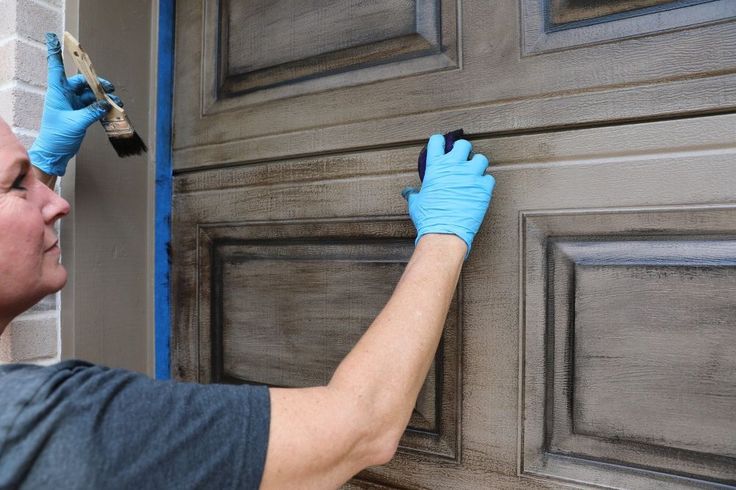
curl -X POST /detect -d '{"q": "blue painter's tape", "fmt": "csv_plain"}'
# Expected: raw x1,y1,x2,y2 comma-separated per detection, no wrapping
155,0,174,380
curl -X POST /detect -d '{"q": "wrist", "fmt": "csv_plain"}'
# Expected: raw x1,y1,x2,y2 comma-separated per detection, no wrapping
28,143,70,177
415,227,473,259
415,233,468,261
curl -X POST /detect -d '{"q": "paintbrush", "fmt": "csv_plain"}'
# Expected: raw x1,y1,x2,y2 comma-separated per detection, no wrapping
63,31,147,157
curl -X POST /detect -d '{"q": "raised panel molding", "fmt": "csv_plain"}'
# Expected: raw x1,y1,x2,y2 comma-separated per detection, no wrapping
202,0,458,113
196,219,461,463
547,0,714,30
521,206,736,488
522,0,736,54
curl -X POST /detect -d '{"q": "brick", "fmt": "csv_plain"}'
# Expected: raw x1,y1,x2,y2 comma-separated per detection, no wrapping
14,130,35,149
16,0,62,44
0,87,13,123
0,39,46,88
14,87,44,130
39,0,62,9
0,40,16,83
15,40,47,87
0,0,18,39
0,84,44,130
0,311,58,362
27,293,57,313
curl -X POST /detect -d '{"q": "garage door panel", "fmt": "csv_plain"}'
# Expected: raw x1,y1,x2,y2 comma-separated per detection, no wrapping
174,1,736,170
173,114,736,488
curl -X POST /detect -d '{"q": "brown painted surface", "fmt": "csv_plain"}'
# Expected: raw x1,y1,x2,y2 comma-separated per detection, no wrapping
172,1,736,488
549,0,685,25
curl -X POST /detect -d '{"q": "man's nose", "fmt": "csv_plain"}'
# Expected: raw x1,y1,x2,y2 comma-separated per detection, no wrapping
41,184,71,224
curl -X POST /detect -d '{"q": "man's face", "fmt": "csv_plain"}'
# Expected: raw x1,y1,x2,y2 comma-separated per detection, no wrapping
0,119,70,325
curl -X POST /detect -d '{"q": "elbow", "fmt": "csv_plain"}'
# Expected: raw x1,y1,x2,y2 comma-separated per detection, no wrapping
368,430,401,466
333,392,404,469
326,380,409,470
358,407,405,467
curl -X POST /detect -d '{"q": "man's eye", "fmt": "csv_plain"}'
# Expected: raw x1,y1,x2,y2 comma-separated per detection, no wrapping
11,173,27,190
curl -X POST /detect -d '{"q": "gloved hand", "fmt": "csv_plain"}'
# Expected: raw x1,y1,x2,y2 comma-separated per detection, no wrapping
402,134,495,259
28,32,123,176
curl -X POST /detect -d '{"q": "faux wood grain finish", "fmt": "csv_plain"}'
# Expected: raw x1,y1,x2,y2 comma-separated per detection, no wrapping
172,111,736,488
548,0,707,26
524,0,734,53
201,0,457,113
172,2,736,488
523,213,736,488
226,0,421,73
575,261,736,456
174,0,736,170
197,223,461,460
215,0,446,97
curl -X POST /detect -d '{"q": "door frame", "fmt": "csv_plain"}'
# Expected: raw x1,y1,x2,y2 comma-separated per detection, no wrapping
60,0,163,376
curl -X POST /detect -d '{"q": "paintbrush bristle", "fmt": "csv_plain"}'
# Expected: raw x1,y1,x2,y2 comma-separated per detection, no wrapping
109,130,148,157
101,112,148,157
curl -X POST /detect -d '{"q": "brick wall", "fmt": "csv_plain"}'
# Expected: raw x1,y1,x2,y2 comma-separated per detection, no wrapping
0,0,64,364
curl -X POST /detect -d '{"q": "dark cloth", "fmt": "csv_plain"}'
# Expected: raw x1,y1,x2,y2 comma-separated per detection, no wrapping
0,360,270,490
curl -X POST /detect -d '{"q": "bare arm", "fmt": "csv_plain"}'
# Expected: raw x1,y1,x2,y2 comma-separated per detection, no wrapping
260,234,466,489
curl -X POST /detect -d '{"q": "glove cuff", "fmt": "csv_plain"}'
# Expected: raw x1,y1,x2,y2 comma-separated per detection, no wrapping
28,143,70,177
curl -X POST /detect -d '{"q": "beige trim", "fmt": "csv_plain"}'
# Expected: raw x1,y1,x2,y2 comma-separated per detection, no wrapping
60,0,156,375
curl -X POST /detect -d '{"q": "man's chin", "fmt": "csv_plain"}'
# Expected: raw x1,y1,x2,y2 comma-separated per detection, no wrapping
52,266,68,292
43,264,68,296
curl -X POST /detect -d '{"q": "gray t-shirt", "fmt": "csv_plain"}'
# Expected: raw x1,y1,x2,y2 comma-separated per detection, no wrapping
0,360,270,489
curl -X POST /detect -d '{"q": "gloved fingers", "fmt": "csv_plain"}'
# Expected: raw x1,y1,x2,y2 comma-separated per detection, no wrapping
448,139,472,161
72,100,111,127
78,90,123,107
67,74,115,94
401,186,419,203
468,153,489,175
483,174,496,194
45,33,67,87
426,134,446,161
108,94,123,107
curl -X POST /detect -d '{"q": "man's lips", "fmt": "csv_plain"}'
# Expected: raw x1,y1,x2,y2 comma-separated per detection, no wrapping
44,240,59,252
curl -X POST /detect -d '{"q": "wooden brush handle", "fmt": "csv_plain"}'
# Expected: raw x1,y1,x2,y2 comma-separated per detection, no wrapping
63,32,123,113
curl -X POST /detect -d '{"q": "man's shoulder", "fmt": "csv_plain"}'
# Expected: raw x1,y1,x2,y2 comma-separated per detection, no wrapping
0,358,92,376
0,359,94,392
0,359,100,427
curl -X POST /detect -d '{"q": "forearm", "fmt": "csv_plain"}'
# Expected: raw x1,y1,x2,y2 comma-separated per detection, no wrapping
329,234,466,438
262,235,466,489
261,134,492,488
31,165,57,190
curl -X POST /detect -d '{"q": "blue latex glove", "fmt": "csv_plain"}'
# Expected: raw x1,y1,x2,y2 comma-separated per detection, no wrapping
28,33,123,176
402,134,495,259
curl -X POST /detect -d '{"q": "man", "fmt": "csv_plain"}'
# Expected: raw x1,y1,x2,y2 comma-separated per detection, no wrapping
0,34,494,489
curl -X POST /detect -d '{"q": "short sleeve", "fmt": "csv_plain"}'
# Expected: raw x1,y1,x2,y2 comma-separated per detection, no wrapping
0,361,270,490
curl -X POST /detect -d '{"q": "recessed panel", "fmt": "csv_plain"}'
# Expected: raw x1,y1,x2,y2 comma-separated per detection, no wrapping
220,257,404,386
214,0,449,97
574,262,736,457
216,245,441,435
523,209,736,488
226,0,419,74
198,221,461,462
548,0,706,27
523,0,733,54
